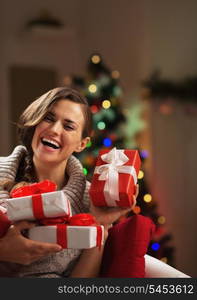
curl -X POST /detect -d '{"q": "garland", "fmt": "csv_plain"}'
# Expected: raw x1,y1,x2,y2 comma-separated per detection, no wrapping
142,72,197,103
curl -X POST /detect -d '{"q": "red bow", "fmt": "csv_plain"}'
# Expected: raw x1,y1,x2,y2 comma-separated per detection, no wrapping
39,213,98,226
39,213,103,249
10,180,57,198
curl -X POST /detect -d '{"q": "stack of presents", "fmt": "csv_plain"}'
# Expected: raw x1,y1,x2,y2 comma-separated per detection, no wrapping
0,148,154,277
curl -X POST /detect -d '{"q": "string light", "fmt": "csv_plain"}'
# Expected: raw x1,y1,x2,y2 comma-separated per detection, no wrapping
83,168,88,176
111,70,120,79
90,105,99,114
133,206,141,214
151,242,160,251
91,55,101,64
140,150,149,159
86,141,92,148
138,170,144,179
158,216,166,225
88,84,97,93
97,121,106,130
103,138,112,147
143,194,152,203
102,100,111,109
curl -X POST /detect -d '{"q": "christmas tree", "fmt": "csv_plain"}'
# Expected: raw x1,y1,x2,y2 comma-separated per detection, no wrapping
64,54,175,267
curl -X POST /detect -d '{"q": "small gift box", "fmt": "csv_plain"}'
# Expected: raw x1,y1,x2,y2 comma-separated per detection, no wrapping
5,190,71,222
28,224,104,249
89,147,141,207
28,214,104,249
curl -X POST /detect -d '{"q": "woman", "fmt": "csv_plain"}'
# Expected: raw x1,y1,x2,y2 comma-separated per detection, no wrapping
0,87,136,277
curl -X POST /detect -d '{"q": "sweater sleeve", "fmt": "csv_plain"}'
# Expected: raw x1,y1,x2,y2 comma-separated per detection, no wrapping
82,180,91,213
0,145,27,207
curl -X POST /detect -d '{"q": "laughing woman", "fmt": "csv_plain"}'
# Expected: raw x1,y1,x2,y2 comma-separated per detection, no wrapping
0,87,135,277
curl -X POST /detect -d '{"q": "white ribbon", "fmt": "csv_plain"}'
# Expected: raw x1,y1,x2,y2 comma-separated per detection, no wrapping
94,147,137,206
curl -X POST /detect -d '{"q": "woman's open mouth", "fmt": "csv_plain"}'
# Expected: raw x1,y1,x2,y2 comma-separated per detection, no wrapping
41,138,61,150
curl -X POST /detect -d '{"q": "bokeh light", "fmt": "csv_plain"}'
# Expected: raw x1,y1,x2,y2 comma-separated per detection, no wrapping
158,216,166,225
97,121,106,130
83,168,88,176
133,206,141,214
103,138,112,147
91,55,101,64
143,194,152,203
111,70,120,79
138,170,144,179
88,84,97,93
151,242,160,251
102,100,111,109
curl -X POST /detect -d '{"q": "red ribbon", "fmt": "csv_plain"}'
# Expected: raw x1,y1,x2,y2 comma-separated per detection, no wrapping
96,225,103,249
57,224,67,248
68,213,98,226
39,216,69,225
11,180,57,198
32,194,45,219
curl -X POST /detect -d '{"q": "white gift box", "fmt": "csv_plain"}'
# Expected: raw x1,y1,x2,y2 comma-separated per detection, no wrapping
5,191,71,222
28,225,104,249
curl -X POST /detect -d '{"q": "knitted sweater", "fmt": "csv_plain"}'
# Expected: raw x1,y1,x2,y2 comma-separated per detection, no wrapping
0,145,91,277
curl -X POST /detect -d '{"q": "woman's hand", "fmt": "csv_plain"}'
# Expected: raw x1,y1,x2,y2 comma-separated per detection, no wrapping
90,184,139,227
0,221,62,265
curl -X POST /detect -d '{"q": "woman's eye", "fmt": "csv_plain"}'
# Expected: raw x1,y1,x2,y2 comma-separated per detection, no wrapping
44,115,54,122
64,124,74,130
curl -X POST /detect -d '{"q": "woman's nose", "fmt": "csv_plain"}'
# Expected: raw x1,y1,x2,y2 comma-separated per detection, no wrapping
49,121,62,134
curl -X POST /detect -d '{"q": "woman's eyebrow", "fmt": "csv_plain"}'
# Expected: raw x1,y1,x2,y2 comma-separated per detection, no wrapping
48,111,78,126
64,119,78,126
47,111,54,116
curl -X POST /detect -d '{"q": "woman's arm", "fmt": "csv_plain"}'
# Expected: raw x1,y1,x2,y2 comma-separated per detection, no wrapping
70,228,108,278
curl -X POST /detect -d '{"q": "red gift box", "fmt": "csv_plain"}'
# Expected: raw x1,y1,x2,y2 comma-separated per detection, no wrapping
89,147,141,207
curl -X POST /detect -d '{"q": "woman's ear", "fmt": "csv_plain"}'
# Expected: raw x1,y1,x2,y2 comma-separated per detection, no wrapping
75,137,90,153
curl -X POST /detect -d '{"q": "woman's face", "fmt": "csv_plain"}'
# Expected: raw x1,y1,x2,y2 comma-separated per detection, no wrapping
31,99,89,166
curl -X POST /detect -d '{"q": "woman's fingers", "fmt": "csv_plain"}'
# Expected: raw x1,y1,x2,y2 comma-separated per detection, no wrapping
0,221,62,265
90,204,131,225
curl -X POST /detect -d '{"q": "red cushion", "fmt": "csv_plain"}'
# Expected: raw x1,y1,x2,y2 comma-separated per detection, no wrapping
100,215,155,278
0,211,11,237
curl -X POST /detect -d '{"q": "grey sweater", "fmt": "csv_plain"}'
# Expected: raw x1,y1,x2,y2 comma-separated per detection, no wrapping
0,145,91,277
